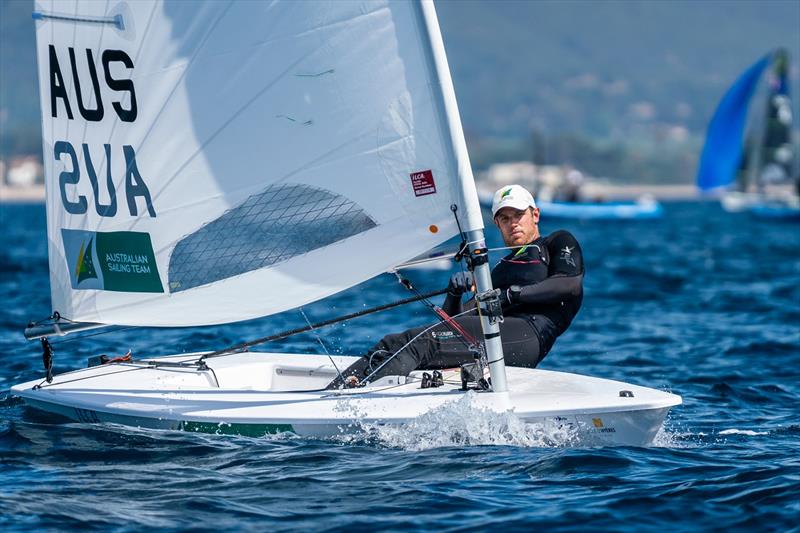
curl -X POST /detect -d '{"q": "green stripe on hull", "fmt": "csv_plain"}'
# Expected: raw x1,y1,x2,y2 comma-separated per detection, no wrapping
179,421,295,437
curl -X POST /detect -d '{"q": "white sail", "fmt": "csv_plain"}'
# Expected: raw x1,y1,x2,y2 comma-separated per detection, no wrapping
33,0,483,327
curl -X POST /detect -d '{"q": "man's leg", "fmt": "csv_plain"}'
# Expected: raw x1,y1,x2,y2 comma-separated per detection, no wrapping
416,316,542,369
327,316,542,388
326,323,436,389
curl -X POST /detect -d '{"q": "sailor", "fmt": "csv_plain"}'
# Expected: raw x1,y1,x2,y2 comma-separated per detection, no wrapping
328,184,584,389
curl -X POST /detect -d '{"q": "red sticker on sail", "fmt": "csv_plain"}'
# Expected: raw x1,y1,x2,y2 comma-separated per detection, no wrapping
410,170,436,197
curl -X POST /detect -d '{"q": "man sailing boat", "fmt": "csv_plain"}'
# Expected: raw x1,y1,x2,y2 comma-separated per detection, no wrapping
330,185,585,388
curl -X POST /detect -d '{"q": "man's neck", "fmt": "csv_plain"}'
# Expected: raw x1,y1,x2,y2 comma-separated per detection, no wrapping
510,233,541,256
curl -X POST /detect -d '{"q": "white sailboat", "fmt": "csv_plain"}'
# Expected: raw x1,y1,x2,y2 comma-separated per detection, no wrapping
13,0,680,446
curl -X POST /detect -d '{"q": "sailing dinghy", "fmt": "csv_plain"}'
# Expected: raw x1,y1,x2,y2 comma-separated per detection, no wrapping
13,0,680,446
697,49,799,218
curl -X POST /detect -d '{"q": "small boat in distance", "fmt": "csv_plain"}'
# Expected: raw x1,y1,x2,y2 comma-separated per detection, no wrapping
477,164,664,221
517,197,661,221
477,188,663,220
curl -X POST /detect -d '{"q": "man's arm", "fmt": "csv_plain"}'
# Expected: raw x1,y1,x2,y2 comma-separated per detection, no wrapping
512,273,584,305
441,292,463,315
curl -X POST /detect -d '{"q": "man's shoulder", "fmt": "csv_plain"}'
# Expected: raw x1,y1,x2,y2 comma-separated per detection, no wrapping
544,230,584,272
543,229,580,246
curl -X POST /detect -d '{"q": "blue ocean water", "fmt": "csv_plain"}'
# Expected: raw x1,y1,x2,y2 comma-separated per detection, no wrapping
1,201,798,531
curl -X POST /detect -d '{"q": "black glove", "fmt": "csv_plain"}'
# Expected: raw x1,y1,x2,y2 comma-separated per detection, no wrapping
447,271,474,296
500,285,522,306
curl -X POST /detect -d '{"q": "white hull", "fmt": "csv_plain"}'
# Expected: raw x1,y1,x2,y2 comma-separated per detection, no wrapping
535,199,663,220
12,352,680,447
720,191,761,212
720,191,800,218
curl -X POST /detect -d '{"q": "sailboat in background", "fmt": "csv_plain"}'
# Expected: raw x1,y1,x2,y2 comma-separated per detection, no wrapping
12,0,680,446
697,49,799,218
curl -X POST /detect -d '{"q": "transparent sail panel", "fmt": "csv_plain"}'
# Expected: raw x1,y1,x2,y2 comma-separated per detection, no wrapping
168,184,376,292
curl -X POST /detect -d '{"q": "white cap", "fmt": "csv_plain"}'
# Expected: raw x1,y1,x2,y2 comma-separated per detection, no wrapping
491,185,536,217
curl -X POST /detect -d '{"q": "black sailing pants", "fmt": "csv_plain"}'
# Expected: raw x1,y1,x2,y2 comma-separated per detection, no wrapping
328,315,544,388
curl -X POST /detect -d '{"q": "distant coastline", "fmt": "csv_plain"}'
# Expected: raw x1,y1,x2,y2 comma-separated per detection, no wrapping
574,183,698,201
0,182,700,204
0,184,45,203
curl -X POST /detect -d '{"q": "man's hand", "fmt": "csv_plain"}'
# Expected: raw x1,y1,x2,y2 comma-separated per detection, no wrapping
500,284,522,306
447,271,474,296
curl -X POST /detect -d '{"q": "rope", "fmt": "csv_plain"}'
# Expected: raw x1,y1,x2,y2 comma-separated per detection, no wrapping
359,308,476,385
298,307,344,384
192,288,448,362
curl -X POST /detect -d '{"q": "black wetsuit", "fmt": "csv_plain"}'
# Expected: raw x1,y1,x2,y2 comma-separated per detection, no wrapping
329,230,584,387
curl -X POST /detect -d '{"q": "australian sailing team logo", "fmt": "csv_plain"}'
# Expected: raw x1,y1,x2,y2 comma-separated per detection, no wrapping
75,236,99,284
62,229,164,293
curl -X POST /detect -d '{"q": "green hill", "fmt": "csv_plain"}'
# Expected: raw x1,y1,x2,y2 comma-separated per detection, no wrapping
2,0,799,181
436,0,800,138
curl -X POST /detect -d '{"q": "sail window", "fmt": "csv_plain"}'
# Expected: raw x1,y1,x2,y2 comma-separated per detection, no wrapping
167,184,377,292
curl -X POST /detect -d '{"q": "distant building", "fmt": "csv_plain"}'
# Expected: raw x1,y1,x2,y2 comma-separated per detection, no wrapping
6,156,43,187
481,161,596,202
481,161,538,189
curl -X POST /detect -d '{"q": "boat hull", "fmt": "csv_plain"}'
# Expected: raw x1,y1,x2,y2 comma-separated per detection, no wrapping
749,197,800,219
720,191,800,219
536,200,664,220
476,189,663,220
12,352,681,447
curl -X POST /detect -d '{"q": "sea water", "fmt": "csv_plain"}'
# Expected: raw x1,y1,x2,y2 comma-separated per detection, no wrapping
1,202,798,530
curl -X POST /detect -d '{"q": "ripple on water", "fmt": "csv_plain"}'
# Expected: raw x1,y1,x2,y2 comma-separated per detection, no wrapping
1,202,799,530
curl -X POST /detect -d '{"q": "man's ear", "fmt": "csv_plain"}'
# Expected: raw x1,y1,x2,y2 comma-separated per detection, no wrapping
531,207,540,223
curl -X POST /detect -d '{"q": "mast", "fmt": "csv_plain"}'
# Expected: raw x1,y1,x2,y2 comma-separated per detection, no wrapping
416,0,508,392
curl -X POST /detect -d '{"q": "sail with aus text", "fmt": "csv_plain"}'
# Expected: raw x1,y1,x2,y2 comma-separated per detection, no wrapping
33,0,482,327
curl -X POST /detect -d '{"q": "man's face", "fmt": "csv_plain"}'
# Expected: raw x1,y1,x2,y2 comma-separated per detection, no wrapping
494,206,540,247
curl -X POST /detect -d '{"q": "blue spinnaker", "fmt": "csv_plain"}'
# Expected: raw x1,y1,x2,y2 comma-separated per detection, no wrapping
697,55,771,192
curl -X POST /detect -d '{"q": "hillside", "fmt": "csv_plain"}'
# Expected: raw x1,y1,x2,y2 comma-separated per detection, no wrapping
436,0,799,138
2,0,799,181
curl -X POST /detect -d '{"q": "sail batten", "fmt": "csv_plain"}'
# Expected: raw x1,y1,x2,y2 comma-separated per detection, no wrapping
34,0,476,327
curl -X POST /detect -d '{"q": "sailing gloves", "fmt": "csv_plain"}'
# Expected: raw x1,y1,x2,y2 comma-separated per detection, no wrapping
447,272,520,306
500,284,522,307
447,271,474,296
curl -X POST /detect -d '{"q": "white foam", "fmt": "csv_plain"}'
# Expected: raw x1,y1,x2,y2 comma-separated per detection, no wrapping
718,428,769,436
337,392,580,450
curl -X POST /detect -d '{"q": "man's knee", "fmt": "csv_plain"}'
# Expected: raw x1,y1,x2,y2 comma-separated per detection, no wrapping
375,328,418,353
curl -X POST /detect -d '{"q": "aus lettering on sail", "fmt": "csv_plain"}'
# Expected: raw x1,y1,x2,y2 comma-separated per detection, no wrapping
48,45,155,218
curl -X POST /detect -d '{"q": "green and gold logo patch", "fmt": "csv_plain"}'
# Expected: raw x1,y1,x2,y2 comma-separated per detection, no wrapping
62,229,164,293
